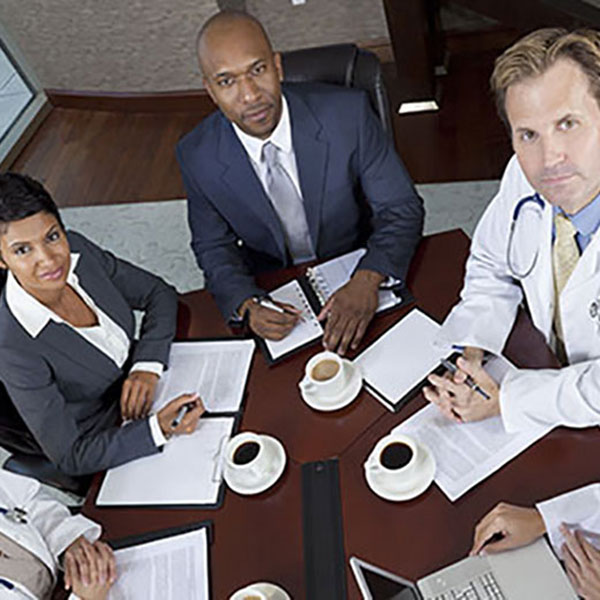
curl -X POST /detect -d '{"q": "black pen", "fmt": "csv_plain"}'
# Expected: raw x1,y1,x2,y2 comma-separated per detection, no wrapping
440,358,491,401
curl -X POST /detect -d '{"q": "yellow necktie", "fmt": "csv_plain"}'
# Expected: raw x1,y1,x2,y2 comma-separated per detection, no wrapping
552,212,579,361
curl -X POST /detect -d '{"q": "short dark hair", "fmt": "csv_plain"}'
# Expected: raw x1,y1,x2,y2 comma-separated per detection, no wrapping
0,173,63,234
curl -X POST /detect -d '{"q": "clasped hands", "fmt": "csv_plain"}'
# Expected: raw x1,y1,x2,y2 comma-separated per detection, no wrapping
470,503,600,598
423,347,501,423
241,269,382,355
64,536,116,600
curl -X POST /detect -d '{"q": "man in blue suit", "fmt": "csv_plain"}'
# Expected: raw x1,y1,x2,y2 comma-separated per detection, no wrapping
177,11,424,354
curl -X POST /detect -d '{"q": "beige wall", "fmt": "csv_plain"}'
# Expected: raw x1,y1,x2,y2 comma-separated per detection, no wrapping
0,0,218,92
0,1,389,92
249,0,388,53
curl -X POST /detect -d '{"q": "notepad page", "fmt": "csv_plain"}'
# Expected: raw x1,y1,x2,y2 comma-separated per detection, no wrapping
108,528,209,600
308,248,402,311
392,356,552,501
354,309,444,409
264,279,324,360
97,417,234,506
153,340,255,413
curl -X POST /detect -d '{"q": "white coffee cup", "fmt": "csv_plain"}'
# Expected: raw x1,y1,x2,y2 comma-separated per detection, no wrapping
299,350,347,397
364,434,420,492
229,582,288,600
225,432,276,483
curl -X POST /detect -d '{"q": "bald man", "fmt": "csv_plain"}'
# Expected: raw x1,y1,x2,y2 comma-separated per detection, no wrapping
177,11,423,354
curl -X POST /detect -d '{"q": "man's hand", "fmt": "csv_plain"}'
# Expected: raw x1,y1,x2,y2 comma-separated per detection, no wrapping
470,503,546,555
562,524,600,598
157,393,205,437
423,354,500,422
239,297,301,340
318,269,383,355
64,537,116,600
120,371,159,420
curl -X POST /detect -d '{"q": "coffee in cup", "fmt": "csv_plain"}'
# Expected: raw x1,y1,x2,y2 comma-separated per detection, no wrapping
233,441,260,465
299,351,347,398
365,434,420,492
225,432,276,484
311,358,340,381
380,441,413,470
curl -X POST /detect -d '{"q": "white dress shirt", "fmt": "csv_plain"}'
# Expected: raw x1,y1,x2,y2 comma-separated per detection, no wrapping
232,95,304,200
5,254,167,447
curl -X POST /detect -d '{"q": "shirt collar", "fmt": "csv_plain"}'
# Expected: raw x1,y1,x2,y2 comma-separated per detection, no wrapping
553,192,600,237
6,253,80,338
231,94,293,165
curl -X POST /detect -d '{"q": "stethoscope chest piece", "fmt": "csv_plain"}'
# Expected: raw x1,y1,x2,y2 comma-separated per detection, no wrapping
0,507,27,525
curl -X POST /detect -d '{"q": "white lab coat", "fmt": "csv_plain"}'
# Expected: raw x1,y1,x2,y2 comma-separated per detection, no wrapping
0,469,100,599
439,154,600,432
438,155,600,542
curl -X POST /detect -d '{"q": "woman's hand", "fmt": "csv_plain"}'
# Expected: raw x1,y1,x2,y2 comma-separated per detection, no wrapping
120,371,159,420
64,537,116,600
157,393,205,437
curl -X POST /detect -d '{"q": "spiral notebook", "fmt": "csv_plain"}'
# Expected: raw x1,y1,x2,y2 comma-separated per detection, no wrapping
262,249,408,364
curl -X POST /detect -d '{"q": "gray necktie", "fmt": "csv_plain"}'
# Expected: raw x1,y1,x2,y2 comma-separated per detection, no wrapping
262,142,315,264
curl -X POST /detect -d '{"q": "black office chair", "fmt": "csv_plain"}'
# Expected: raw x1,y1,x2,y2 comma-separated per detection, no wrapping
281,43,393,137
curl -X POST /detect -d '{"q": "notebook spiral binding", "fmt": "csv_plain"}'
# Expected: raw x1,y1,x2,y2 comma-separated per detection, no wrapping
306,268,330,307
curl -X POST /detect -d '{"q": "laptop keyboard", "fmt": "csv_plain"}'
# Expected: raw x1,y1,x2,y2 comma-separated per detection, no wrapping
430,572,505,600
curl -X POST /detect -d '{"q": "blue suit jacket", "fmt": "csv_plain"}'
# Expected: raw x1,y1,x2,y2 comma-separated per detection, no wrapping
0,232,178,476
177,82,424,318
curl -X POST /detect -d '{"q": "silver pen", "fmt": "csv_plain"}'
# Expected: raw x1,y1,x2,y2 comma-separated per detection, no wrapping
440,358,491,401
171,402,195,429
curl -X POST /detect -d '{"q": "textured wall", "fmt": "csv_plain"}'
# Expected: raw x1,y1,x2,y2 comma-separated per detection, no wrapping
0,1,389,92
248,0,388,53
0,0,218,92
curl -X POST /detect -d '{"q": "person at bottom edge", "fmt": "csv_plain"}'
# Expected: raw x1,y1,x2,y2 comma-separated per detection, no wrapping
0,469,115,599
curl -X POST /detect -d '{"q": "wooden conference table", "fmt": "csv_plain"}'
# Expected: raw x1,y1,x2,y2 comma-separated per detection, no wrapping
83,229,600,599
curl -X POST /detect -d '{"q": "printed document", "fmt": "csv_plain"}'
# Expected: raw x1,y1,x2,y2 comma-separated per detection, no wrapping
392,356,552,500
97,417,234,506
108,528,209,600
153,340,255,413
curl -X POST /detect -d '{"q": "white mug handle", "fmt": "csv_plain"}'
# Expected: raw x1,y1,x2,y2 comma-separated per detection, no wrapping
299,377,316,394
365,457,381,473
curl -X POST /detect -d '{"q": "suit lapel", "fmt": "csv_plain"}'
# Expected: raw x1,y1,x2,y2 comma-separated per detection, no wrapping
286,89,329,252
37,321,122,379
216,117,287,260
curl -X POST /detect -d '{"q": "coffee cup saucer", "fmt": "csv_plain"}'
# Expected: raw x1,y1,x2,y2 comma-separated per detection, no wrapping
224,435,286,496
300,359,362,412
365,441,436,502
229,582,291,600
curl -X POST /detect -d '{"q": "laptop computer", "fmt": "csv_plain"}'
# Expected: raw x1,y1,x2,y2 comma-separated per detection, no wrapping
350,537,577,600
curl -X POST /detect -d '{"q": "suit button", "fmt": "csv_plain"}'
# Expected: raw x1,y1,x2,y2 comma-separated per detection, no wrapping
236,239,244,247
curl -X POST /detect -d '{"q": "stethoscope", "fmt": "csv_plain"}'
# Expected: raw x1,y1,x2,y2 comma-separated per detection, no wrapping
507,193,600,325
0,507,27,525
506,193,546,279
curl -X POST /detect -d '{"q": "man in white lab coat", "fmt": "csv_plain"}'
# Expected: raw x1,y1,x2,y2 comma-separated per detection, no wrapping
0,469,115,599
424,28,600,598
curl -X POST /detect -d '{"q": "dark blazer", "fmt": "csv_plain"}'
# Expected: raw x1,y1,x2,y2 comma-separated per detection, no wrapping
0,232,178,476
177,82,424,318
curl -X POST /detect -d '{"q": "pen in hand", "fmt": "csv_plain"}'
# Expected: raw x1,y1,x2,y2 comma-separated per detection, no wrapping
258,298,304,322
440,358,491,400
171,400,199,429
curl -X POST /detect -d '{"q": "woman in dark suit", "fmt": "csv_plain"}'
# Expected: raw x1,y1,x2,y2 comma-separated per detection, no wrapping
0,173,203,475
